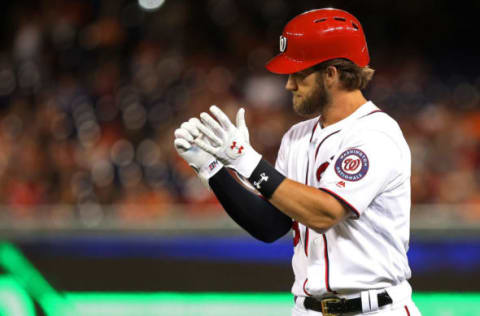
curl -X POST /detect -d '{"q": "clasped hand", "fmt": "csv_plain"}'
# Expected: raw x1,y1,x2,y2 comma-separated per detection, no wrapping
174,105,262,183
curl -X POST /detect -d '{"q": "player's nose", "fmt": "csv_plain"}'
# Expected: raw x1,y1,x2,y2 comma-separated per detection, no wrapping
285,75,297,91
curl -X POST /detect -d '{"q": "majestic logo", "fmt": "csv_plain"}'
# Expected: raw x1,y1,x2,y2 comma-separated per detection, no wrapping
336,181,346,188
279,35,287,53
334,148,369,181
253,172,269,189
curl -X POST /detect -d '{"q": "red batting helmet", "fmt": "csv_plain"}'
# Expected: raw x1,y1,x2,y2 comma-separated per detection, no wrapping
265,8,370,74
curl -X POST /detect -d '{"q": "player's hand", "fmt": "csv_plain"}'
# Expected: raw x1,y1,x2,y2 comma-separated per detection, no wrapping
193,105,262,178
174,118,223,189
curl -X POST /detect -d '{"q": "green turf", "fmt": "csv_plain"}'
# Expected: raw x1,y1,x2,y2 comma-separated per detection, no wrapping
63,292,480,316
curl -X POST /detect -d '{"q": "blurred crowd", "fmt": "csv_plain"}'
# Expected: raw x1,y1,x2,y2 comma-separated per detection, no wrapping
0,0,479,225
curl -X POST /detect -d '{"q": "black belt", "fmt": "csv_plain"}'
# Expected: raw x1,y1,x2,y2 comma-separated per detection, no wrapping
302,292,392,315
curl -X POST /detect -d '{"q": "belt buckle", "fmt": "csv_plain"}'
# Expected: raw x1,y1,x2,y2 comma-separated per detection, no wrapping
321,297,342,316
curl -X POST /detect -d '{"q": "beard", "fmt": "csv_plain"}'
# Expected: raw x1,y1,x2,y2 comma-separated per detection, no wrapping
292,78,331,117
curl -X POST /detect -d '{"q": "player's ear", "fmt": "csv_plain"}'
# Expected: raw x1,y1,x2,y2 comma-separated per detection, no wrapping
325,65,338,79
324,65,339,87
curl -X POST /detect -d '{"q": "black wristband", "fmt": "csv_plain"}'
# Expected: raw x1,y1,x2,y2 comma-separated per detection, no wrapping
248,158,286,199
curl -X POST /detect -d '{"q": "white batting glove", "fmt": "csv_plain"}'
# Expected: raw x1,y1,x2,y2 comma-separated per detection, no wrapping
193,105,262,179
174,118,223,189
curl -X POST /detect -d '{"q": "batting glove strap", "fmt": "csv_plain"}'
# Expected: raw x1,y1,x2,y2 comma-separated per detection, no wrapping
229,145,263,179
174,135,223,190
196,158,223,187
248,158,286,199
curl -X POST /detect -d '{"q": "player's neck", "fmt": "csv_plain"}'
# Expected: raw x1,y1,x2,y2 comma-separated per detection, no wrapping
320,90,367,128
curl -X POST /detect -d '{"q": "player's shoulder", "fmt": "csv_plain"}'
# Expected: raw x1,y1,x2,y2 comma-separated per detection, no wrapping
349,103,409,156
354,103,403,137
283,116,319,141
338,102,403,150
352,103,411,171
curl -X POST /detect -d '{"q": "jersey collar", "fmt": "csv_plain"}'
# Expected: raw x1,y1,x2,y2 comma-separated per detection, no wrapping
317,101,379,133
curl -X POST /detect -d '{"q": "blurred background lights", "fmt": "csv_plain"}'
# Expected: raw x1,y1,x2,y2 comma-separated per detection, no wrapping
0,0,478,222
0,2,478,315
138,0,165,11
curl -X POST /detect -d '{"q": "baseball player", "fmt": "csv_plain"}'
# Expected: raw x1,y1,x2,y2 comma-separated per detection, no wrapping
174,8,421,316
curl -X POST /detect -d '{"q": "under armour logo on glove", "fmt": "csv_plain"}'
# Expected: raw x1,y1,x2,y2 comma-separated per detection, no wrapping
226,140,245,159
230,141,244,154
253,172,269,189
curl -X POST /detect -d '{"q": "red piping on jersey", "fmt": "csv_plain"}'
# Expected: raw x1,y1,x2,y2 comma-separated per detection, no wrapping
305,121,317,188
315,130,340,160
305,161,309,185
404,306,411,316
319,188,361,218
304,158,311,262
309,122,319,143
360,109,384,118
292,221,300,246
305,228,309,256
303,278,312,296
302,122,320,257
307,127,342,292
322,234,334,293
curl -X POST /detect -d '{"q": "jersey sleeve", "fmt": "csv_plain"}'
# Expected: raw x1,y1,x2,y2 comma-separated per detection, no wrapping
318,129,405,218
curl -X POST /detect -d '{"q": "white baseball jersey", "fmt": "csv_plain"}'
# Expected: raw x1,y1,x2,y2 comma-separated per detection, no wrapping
275,101,412,298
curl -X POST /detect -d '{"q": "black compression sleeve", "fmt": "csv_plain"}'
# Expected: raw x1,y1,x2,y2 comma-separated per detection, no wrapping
209,168,292,243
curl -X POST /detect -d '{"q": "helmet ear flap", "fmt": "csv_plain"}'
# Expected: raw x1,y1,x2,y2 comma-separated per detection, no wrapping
265,8,370,75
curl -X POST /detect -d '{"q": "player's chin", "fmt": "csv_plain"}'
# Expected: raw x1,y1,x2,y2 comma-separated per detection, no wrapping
292,100,300,112
292,96,301,107
293,104,309,117
293,101,318,118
